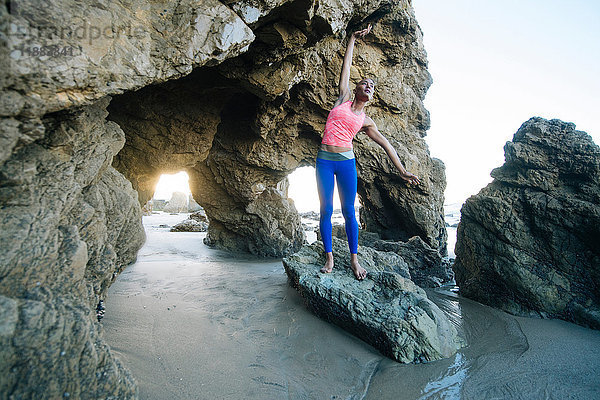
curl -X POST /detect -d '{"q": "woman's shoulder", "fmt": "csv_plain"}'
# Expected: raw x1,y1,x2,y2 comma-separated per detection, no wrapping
361,114,374,128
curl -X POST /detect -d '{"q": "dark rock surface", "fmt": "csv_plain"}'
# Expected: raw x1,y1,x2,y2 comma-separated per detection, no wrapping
454,118,600,329
282,238,464,363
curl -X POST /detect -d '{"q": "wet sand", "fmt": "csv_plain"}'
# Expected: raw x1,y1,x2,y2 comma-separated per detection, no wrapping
103,213,600,399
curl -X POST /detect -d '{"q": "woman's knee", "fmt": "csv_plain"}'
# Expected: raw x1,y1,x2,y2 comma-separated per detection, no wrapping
341,203,356,220
320,204,334,219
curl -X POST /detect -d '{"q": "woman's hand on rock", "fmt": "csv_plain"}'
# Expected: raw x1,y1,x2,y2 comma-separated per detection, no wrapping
401,172,421,186
352,24,372,40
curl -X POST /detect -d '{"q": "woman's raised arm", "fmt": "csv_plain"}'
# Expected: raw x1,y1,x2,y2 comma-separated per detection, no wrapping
335,24,372,107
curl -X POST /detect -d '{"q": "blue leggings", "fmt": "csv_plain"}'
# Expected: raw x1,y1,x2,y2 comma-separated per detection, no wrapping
315,157,359,254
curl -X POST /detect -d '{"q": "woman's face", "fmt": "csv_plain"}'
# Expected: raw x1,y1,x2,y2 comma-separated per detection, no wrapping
355,79,375,101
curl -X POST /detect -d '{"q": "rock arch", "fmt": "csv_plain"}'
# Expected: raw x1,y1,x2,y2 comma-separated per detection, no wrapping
107,67,308,257
1,0,446,397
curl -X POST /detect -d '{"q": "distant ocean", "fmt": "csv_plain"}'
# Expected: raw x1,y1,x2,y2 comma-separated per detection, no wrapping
444,202,463,259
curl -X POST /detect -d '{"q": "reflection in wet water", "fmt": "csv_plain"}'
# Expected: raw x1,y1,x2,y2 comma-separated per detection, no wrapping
365,283,600,400
416,288,469,399
419,353,467,399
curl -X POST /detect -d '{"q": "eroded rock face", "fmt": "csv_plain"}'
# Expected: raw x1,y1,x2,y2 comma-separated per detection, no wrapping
202,187,305,256
0,98,144,398
454,118,600,329
3,0,254,117
107,0,446,256
283,238,464,363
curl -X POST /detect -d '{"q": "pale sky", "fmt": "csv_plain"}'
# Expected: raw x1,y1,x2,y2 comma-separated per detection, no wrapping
156,1,600,211
153,171,191,200
413,0,600,204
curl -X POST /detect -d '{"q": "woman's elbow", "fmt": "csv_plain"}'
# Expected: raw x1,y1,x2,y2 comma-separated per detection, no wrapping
376,136,391,149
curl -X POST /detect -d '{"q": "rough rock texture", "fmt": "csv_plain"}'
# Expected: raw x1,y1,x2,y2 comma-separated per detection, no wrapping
369,236,454,287
327,226,454,287
106,68,307,257
1,0,259,395
454,118,600,329
283,238,464,363
2,0,444,397
3,0,254,118
0,98,143,398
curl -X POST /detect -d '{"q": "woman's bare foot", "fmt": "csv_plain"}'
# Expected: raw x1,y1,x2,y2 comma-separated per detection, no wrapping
350,254,367,280
320,252,334,273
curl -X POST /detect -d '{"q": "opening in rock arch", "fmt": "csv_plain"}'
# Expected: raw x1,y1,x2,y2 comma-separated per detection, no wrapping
148,171,199,214
153,171,192,202
287,167,319,213
288,166,361,214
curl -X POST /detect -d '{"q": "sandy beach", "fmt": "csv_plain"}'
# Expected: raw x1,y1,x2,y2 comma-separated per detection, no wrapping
103,213,600,399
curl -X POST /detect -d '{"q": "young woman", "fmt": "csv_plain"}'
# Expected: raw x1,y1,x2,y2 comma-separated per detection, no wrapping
316,24,421,280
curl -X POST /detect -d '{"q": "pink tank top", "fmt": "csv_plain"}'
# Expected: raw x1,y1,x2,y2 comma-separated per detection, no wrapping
321,101,366,148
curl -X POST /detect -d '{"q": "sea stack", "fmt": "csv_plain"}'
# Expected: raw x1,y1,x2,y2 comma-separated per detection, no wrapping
454,117,600,329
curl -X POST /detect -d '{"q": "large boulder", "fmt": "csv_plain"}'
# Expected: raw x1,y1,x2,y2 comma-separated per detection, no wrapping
170,219,208,232
454,118,600,329
203,187,305,257
369,236,454,288
283,238,465,363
